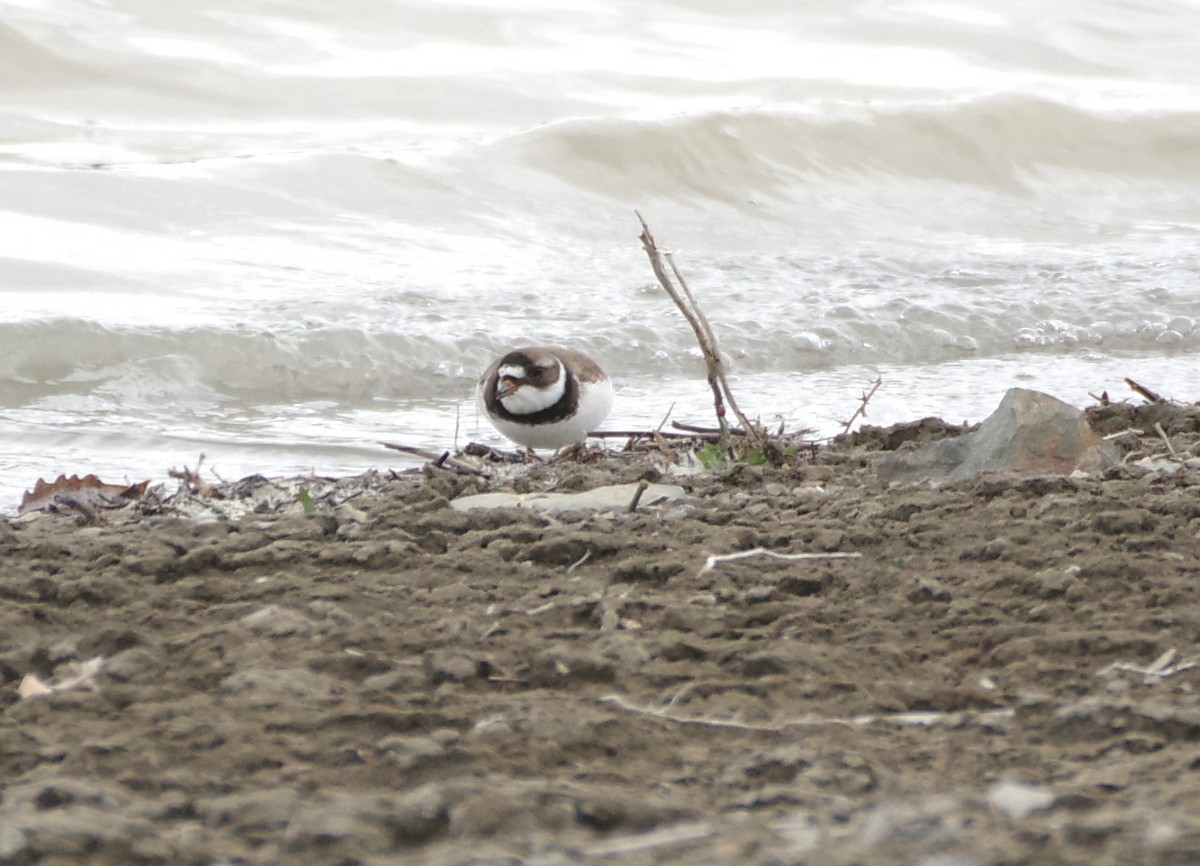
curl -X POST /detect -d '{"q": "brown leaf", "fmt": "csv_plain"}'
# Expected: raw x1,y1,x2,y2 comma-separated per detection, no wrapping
18,474,150,515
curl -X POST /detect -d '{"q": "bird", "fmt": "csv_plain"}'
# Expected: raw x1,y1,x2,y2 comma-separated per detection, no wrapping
477,346,613,450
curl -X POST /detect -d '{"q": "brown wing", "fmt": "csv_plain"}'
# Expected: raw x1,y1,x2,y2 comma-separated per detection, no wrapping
546,347,607,383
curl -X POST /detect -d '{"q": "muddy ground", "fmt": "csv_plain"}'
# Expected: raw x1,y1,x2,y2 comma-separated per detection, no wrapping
1,402,1199,866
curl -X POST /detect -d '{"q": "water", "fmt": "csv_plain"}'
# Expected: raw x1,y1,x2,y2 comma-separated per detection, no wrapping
2,0,1199,509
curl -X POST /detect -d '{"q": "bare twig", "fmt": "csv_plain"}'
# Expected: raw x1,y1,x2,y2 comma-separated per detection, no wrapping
636,215,723,430
1125,377,1165,403
664,249,761,444
588,429,725,441
1100,648,1198,680
1102,428,1143,441
600,693,854,731
581,822,716,857
700,547,862,574
566,549,592,575
627,480,650,513
379,441,488,477
1153,422,1183,462
636,211,765,446
672,421,748,436
601,692,1015,733
840,376,883,435
655,402,675,433
169,454,213,496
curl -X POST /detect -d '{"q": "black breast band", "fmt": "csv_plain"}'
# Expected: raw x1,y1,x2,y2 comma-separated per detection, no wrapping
491,367,578,426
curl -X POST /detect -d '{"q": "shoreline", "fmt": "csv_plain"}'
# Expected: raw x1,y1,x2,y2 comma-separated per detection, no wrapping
1,402,1199,864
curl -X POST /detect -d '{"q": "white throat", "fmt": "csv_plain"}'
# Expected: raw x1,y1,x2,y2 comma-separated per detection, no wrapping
498,360,566,415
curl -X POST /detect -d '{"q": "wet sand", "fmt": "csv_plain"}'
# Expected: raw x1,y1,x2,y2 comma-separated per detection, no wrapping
2,402,1199,865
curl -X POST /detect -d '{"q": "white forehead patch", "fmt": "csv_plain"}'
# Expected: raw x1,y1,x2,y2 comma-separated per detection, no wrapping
497,364,526,380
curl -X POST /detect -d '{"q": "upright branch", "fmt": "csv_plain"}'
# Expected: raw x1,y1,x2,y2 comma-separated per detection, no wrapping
840,376,883,436
636,211,764,447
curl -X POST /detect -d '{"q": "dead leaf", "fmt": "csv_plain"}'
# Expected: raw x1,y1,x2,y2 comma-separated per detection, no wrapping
18,474,150,515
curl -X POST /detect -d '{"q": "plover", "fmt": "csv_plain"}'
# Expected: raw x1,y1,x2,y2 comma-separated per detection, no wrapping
477,346,613,450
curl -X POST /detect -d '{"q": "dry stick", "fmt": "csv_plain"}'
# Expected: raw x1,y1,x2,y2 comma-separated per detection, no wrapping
700,547,862,574
649,402,678,456
672,421,747,436
566,549,592,575
636,215,724,433
1125,377,1165,403
588,429,720,440
169,455,213,497
635,211,764,447
664,248,763,446
655,401,676,433
379,441,488,477
601,692,1015,734
1153,422,1184,462
581,822,716,858
600,693,854,731
840,375,883,436
1101,648,1198,679
1102,427,1144,441
627,480,650,513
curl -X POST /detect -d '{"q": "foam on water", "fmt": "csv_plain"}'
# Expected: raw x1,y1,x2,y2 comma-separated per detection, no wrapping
2,0,1200,508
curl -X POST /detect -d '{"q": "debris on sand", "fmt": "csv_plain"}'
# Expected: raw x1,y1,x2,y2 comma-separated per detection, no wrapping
878,388,1119,482
2,400,1199,865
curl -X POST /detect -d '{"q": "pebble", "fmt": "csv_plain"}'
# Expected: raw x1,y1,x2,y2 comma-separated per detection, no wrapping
988,779,1056,820
238,605,314,637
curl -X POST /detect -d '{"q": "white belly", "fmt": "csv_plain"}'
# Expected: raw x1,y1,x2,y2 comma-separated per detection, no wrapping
482,377,613,450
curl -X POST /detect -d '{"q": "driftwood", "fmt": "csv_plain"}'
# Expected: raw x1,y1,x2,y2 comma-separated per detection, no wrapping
636,212,764,447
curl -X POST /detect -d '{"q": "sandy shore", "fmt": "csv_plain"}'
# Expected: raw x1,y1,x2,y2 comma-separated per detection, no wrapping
1,402,1199,865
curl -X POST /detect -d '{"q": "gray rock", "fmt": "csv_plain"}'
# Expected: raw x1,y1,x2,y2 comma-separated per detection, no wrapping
878,389,1118,483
